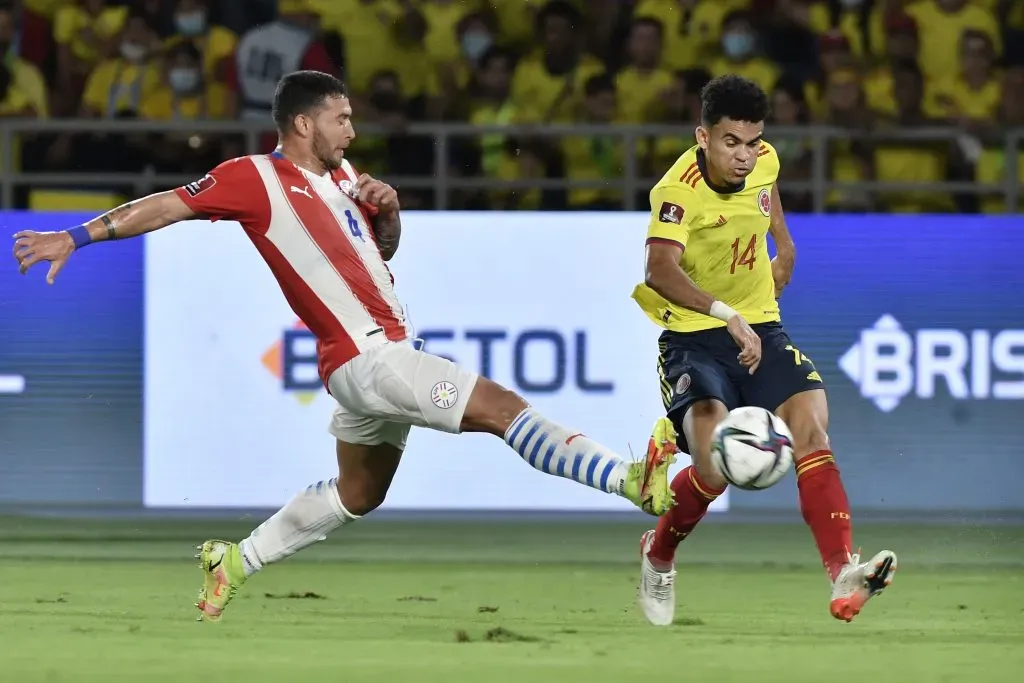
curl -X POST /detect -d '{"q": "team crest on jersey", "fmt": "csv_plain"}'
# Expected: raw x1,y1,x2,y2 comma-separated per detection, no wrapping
658,202,684,224
757,188,771,217
675,373,691,395
184,174,216,197
338,179,358,199
430,381,459,409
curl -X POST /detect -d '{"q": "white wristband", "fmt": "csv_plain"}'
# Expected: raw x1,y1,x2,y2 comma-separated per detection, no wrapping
709,300,738,322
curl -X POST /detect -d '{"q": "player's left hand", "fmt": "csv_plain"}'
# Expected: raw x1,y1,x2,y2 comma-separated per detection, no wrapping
354,174,400,214
771,255,793,299
12,230,75,284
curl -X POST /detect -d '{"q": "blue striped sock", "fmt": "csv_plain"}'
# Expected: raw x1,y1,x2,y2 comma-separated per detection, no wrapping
503,408,628,495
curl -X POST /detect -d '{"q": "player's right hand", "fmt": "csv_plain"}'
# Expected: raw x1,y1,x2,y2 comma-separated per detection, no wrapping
726,315,761,374
12,230,75,284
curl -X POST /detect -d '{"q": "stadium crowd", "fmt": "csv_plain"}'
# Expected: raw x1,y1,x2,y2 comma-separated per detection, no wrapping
0,0,1021,211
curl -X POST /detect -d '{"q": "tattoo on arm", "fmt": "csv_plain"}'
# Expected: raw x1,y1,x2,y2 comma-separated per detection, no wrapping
99,201,134,240
373,212,401,260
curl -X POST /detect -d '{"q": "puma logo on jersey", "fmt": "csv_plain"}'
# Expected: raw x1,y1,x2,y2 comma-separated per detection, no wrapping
565,433,584,445
290,185,312,198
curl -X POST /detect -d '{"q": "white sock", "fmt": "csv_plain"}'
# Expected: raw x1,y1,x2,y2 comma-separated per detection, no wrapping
238,477,358,577
503,408,629,495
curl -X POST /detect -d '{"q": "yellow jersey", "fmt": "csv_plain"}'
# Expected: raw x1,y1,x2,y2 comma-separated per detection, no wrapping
631,142,781,333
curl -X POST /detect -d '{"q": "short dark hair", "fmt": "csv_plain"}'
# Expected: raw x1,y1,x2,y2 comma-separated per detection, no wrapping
631,17,663,37
272,70,348,131
536,0,581,31
700,74,769,127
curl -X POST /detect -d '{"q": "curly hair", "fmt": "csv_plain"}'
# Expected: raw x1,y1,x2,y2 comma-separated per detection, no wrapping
700,74,770,127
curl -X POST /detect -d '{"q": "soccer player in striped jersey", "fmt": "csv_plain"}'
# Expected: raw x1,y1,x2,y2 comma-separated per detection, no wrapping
12,70,675,622
630,75,897,625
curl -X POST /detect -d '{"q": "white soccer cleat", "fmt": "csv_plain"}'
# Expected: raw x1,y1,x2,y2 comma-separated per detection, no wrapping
829,549,898,622
637,529,676,627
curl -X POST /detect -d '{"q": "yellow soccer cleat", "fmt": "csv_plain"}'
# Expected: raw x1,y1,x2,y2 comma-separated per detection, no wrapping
623,417,678,516
195,539,247,622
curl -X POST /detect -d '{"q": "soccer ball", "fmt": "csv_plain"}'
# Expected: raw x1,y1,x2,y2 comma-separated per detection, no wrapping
710,406,794,490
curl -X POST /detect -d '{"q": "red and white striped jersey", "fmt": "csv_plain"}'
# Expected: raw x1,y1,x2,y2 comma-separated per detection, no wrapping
174,154,411,386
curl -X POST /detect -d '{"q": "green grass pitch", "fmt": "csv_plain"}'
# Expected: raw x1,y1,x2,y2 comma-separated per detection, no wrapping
0,515,1021,682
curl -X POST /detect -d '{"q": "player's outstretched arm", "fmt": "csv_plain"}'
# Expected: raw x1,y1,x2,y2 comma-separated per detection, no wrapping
767,185,795,298
13,191,196,284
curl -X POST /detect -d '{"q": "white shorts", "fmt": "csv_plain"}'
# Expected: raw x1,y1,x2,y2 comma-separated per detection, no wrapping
326,341,479,449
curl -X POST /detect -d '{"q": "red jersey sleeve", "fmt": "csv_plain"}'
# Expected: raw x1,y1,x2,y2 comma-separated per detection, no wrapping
175,157,271,227
300,40,338,75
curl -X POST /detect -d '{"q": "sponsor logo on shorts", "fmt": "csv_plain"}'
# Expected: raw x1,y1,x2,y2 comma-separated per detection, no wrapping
184,174,216,197
658,202,684,224
675,373,690,395
430,381,459,409
757,188,771,217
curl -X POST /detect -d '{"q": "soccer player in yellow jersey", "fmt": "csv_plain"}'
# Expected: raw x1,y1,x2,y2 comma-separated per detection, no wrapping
631,76,898,626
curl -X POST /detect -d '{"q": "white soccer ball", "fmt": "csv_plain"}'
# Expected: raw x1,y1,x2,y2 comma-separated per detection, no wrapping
710,406,794,490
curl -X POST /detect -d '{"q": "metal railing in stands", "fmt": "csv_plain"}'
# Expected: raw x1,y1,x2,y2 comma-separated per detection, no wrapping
0,120,1020,213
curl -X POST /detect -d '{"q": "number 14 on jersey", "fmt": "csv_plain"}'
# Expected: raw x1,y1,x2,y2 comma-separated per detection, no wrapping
730,235,757,274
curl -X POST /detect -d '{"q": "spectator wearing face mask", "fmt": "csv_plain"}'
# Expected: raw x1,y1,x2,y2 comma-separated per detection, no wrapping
141,41,229,174
53,0,130,112
710,11,779,95
79,10,162,118
426,11,499,119
905,0,1001,83
165,0,238,85
142,41,232,121
421,0,487,67
633,0,742,72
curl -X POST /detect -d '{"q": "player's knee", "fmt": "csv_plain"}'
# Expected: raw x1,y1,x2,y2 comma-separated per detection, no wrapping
460,377,529,436
336,477,388,516
788,417,830,459
681,401,729,488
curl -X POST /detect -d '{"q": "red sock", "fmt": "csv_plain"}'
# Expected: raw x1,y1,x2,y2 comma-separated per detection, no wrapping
648,466,725,563
796,450,853,581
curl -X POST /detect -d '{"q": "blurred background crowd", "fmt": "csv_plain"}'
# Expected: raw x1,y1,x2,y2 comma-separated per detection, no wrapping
0,0,1021,212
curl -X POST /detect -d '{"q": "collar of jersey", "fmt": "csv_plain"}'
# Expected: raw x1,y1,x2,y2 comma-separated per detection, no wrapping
270,149,333,180
696,148,745,195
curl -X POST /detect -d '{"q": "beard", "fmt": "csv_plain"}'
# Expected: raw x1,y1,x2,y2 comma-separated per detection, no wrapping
312,127,342,170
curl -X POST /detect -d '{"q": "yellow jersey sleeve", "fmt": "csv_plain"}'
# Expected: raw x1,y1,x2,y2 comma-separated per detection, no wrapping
645,182,702,248
82,62,115,114
52,6,80,45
